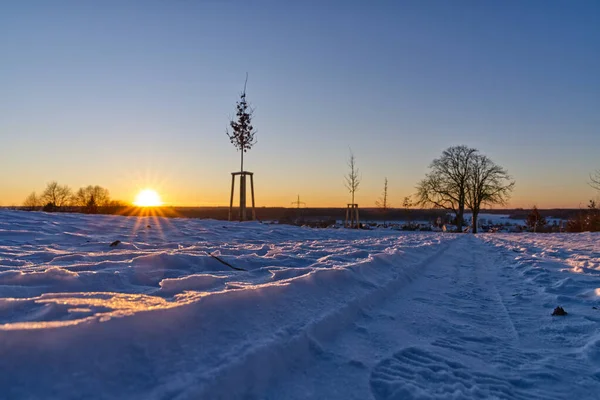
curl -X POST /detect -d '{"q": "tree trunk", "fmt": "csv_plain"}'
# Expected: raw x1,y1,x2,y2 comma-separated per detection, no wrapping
472,211,479,234
241,149,244,173
239,175,246,221
456,209,464,232
239,148,245,221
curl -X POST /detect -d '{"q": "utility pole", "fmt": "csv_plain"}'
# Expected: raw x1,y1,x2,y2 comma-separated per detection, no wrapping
291,194,306,224
291,194,305,209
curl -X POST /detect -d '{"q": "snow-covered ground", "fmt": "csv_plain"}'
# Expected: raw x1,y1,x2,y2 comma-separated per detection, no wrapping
0,210,599,399
467,213,513,224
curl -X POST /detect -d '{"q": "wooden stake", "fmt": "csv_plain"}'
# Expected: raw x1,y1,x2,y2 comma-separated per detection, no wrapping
250,174,256,220
229,174,235,221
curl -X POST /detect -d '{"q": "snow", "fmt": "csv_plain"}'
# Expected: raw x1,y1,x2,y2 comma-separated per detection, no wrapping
0,210,599,399
466,212,513,224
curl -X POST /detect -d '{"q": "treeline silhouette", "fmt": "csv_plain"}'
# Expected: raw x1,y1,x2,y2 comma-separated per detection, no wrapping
23,181,126,213
17,181,598,231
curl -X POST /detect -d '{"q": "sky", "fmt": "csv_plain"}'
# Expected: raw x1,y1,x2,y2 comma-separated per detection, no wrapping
1,0,599,208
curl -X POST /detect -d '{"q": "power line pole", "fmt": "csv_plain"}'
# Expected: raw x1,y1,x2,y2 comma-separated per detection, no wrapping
291,194,306,224
291,194,305,209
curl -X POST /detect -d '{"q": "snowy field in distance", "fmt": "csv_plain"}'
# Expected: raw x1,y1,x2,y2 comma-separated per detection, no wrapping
0,210,599,399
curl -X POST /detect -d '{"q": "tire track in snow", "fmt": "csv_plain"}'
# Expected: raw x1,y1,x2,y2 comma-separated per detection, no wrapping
260,237,465,400
469,236,521,346
370,235,541,399
370,235,596,400
478,235,600,398
173,236,458,400
263,235,583,399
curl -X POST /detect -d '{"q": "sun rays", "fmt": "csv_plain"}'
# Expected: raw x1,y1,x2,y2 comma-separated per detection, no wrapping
134,189,163,207
111,187,179,239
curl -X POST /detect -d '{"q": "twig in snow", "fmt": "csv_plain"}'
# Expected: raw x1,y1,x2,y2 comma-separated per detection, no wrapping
209,253,246,271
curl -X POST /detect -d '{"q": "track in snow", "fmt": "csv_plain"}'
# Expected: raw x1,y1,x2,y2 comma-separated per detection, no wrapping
265,235,600,400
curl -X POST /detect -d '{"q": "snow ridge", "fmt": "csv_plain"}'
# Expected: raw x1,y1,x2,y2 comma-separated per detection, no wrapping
0,210,453,399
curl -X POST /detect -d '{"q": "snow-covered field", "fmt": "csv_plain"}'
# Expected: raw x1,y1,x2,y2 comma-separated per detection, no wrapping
0,210,599,399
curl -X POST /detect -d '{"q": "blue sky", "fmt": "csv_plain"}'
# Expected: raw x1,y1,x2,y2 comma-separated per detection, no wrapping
1,0,599,207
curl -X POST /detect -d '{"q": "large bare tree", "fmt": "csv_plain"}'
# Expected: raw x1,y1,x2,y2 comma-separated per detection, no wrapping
345,149,360,205
465,153,515,233
41,181,72,208
416,145,477,231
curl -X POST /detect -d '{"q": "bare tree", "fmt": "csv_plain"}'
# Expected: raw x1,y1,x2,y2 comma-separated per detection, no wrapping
375,177,391,225
226,74,257,173
345,149,360,205
93,186,110,206
73,186,111,207
41,181,72,208
590,170,600,191
23,192,41,210
416,145,477,232
375,177,390,210
465,153,515,233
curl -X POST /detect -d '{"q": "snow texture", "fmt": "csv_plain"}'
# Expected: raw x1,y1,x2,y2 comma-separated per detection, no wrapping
0,210,599,399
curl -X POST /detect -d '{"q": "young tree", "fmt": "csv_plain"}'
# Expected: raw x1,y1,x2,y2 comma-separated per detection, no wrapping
465,153,515,233
23,192,41,210
375,177,391,224
416,145,477,232
41,181,72,209
566,201,599,232
586,200,600,231
568,171,600,232
345,149,360,205
402,195,413,223
226,74,257,173
85,195,98,214
526,206,547,233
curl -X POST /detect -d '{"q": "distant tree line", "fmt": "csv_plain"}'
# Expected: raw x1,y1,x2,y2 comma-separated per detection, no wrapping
521,169,600,233
564,170,600,232
566,200,600,232
522,202,600,233
23,181,125,213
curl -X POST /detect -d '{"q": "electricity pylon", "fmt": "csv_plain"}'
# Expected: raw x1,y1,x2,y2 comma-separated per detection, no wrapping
291,194,306,209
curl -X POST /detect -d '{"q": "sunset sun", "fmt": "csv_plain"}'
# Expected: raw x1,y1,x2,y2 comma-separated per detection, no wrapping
134,189,163,207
